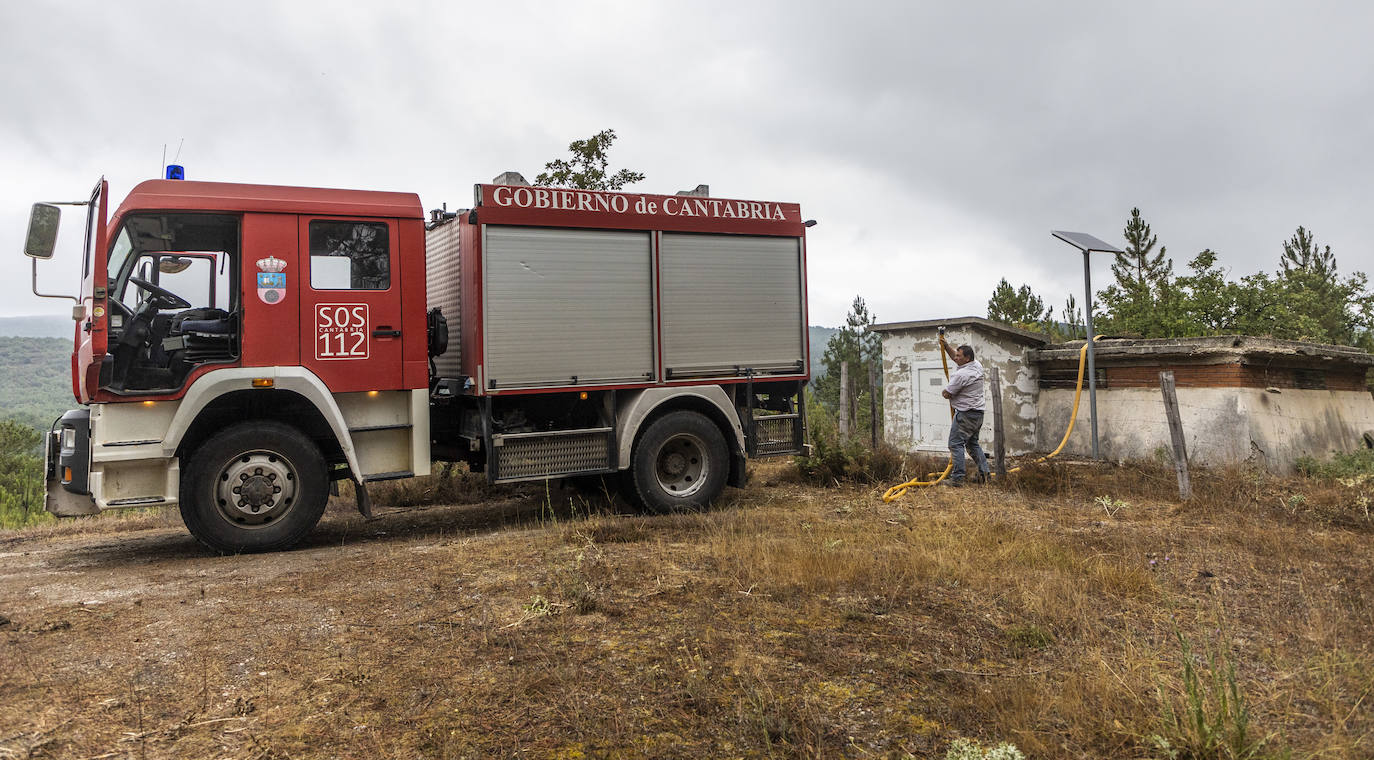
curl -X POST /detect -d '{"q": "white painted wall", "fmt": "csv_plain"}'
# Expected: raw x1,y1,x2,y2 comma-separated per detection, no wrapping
1037,386,1374,471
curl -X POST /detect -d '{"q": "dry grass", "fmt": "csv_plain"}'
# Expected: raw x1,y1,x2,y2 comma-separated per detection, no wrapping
0,460,1370,758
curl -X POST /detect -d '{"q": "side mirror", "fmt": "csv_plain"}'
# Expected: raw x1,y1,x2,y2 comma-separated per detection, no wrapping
24,203,61,259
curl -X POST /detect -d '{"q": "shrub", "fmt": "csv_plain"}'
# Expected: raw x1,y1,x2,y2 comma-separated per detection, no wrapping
794,394,907,484
1295,448,1374,480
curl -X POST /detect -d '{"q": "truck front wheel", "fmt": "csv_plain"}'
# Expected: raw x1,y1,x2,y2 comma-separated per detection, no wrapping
179,421,329,554
627,411,729,514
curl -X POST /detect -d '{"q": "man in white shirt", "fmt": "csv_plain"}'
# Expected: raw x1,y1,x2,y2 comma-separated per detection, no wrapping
940,339,991,486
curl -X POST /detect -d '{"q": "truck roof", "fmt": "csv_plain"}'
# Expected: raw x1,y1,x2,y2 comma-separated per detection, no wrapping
115,180,424,219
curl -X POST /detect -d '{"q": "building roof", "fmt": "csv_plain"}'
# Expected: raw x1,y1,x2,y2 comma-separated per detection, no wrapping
869,316,1049,346
1031,335,1374,368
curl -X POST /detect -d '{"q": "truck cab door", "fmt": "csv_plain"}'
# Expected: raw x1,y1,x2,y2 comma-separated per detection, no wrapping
75,178,108,403
298,217,405,392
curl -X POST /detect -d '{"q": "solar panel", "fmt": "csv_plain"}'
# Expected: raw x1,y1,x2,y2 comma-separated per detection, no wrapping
1051,230,1123,254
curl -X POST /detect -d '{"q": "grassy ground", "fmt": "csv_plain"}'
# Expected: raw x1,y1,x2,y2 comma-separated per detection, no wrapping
0,459,1370,758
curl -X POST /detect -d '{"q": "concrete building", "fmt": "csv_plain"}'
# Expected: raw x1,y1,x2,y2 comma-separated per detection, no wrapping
871,317,1047,455
873,319,1374,472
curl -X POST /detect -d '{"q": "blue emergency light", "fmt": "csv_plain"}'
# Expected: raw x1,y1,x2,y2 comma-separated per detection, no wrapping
165,164,185,180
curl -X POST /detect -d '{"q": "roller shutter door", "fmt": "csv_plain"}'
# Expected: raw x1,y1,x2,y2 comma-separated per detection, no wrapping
484,226,653,388
660,233,804,378
424,219,462,379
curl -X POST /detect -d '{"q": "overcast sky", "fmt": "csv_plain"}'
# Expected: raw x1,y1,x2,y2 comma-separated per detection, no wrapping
3,1,1371,327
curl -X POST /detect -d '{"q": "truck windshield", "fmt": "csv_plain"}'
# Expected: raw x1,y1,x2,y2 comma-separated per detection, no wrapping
107,213,238,314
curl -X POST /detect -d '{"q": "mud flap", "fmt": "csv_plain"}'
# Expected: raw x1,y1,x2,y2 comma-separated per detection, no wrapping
354,478,374,519
727,450,749,488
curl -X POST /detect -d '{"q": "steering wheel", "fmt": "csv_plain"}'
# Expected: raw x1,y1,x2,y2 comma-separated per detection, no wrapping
128,276,192,311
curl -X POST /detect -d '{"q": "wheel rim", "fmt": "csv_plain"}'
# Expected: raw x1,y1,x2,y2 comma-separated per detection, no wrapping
653,432,709,498
212,449,299,528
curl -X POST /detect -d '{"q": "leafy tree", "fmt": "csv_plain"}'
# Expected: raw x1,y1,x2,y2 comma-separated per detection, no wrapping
814,296,882,436
534,128,645,191
986,278,1052,328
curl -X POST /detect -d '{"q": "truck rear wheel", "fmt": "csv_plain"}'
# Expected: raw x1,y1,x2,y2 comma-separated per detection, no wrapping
626,410,729,514
179,421,329,554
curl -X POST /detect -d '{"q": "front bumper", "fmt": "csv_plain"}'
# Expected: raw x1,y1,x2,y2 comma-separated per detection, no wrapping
44,408,97,516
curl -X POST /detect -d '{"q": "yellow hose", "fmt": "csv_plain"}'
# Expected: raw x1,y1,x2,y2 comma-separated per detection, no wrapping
881,335,1100,502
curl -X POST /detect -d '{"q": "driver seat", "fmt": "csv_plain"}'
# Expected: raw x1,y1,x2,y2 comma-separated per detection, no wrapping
163,308,237,363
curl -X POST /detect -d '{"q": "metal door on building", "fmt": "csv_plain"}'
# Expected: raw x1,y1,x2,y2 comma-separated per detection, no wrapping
912,365,995,451
915,368,951,448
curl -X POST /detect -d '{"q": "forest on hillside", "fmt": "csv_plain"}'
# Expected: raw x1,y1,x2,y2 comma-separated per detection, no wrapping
0,337,74,527
0,337,75,431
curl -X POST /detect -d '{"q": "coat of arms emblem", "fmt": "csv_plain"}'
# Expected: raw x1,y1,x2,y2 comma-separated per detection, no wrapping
256,256,287,305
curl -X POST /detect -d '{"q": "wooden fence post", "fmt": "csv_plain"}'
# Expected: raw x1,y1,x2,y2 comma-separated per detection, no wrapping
990,367,1007,478
869,363,879,449
838,361,850,440
1159,370,1191,500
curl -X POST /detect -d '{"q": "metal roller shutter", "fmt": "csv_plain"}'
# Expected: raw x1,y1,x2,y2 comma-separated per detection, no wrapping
484,226,653,388
424,219,462,379
660,233,804,378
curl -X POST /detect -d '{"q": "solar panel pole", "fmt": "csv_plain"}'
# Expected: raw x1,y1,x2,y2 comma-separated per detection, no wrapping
1082,249,1100,459
1051,231,1122,461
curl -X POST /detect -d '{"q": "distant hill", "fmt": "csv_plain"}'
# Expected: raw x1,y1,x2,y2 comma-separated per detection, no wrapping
808,326,839,378
0,337,75,430
0,315,74,339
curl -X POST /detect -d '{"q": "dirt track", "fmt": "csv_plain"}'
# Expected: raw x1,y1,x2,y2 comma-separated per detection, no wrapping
1,496,581,759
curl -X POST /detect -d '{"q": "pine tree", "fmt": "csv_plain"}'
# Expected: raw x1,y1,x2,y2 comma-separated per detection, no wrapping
814,296,882,435
1274,226,1372,344
986,278,1052,328
1099,207,1178,336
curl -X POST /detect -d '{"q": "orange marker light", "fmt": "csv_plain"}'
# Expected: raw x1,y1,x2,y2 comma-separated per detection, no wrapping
142,400,156,407
368,390,379,397
579,392,588,400
252,378,274,388
63,467,72,482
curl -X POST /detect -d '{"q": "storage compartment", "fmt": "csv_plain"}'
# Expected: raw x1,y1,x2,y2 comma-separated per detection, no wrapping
483,226,654,389
660,233,804,379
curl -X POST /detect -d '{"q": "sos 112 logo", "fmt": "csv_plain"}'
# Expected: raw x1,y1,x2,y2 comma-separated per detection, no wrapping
315,304,369,359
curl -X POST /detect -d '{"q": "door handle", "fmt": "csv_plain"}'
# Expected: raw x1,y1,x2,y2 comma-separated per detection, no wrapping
373,327,402,338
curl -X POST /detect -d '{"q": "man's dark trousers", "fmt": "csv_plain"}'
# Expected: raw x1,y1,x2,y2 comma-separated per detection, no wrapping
949,409,989,483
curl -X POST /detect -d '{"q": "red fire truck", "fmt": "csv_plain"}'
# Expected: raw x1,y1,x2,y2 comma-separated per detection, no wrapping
22,173,809,552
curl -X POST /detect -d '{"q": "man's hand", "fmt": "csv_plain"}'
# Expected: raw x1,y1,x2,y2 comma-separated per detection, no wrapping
941,389,952,399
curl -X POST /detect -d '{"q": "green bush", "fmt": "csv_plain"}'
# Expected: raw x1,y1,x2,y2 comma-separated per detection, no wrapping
794,391,907,484
1294,448,1374,480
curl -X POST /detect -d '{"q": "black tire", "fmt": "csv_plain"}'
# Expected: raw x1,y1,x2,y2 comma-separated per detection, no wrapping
179,421,329,554
626,410,730,514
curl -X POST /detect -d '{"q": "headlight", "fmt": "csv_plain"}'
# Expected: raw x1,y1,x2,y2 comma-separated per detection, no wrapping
62,426,76,450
